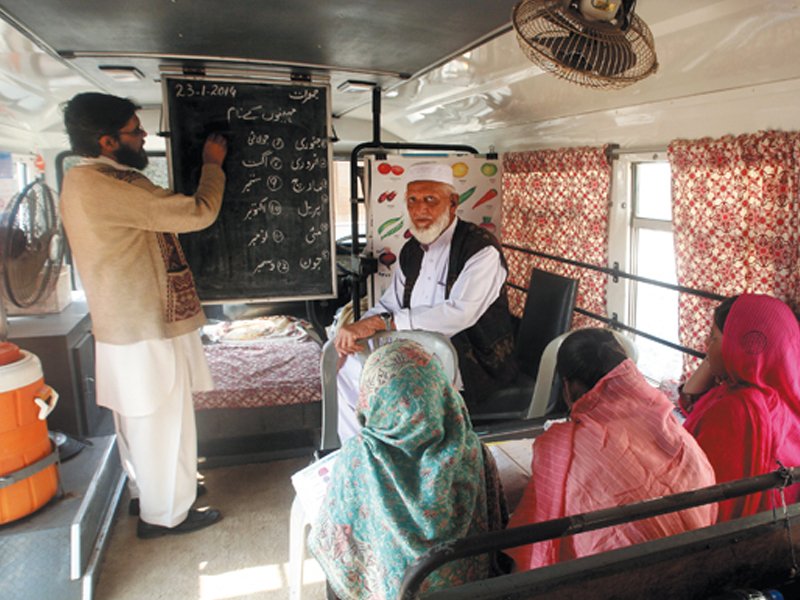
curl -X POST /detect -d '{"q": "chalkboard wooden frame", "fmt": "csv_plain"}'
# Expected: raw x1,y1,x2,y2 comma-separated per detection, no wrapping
161,72,337,304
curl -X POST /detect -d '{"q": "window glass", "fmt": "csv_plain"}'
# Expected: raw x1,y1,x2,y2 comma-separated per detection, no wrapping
15,161,29,191
60,154,168,188
331,160,365,242
634,162,672,220
0,153,19,213
633,228,682,383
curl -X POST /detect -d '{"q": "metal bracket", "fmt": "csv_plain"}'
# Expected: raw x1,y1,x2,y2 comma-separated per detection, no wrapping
182,65,206,77
611,261,621,283
359,255,378,278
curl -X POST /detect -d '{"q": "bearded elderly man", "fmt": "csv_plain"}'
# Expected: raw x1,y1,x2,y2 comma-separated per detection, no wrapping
60,93,226,539
334,162,517,441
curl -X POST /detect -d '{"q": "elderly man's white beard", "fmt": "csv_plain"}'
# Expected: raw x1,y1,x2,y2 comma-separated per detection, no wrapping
408,210,452,245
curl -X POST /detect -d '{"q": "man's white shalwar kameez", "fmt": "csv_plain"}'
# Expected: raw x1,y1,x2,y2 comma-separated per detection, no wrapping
96,331,212,527
337,218,506,442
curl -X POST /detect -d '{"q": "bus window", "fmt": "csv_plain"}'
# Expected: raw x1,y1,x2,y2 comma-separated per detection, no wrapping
630,157,682,383
57,152,169,190
14,155,30,190
331,159,365,243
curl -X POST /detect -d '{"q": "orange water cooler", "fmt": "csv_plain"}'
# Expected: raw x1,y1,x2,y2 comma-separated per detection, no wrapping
0,341,60,524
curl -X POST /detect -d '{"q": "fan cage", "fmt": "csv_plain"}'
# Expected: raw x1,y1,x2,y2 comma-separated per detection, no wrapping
513,0,658,90
1,179,64,308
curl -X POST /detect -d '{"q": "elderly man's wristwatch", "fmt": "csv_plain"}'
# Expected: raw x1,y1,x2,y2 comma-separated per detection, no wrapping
379,312,393,331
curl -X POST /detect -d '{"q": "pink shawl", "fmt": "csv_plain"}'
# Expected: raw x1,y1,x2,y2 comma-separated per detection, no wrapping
684,294,800,521
507,359,717,570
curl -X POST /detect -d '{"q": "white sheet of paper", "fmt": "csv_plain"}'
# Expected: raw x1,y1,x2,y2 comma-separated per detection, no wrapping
290,450,340,522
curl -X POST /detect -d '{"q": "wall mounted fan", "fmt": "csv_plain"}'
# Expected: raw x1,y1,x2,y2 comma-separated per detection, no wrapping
512,0,658,90
0,177,65,339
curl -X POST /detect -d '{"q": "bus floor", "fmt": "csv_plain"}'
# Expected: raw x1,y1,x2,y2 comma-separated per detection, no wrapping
95,457,327,600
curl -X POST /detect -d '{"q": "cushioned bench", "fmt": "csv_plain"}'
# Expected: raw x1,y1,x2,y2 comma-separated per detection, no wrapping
192,317,323,464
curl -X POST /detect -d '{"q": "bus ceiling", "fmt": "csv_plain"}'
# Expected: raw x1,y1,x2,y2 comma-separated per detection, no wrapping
0,1,799,154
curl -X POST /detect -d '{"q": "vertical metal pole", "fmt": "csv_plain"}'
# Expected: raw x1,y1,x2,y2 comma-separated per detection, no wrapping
372,86,382,143
349,149,362,320
349,86,382,321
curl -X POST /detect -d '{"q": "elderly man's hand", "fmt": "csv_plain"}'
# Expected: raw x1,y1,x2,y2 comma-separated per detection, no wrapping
334,315,386,358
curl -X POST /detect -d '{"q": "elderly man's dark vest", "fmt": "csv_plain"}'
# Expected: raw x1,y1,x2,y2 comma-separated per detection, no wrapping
399,219,517,407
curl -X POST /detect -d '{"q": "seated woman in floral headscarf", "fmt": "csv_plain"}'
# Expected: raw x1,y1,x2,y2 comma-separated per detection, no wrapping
309,339,505,600
506,328,717,571
681,294,800,521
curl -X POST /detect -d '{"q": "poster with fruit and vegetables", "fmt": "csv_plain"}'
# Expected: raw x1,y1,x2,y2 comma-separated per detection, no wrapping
366,155,502,301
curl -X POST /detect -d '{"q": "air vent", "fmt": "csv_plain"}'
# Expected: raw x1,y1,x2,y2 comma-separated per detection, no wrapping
98,66,145,83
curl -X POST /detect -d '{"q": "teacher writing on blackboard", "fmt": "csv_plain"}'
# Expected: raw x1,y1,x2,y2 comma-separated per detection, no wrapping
60,92,227,540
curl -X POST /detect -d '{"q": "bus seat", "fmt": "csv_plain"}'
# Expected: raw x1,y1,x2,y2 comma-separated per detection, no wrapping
532,329,639,417
399,467,800,600
319,329,459,451
291,331,458,599
471,268,578,425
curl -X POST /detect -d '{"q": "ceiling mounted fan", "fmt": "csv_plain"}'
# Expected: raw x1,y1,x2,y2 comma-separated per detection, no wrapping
512,0,658,90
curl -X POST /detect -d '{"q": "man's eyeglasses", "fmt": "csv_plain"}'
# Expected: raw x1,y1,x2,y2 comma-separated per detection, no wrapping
117,126,146,137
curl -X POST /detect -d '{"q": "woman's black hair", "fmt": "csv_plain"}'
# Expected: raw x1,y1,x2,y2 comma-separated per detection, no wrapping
713,296,739,332
556,328,628,391
63,92,140,157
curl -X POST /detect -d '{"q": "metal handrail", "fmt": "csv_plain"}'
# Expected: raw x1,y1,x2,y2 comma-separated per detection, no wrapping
503,243,726,302
399,466,800,600
503,243,727,359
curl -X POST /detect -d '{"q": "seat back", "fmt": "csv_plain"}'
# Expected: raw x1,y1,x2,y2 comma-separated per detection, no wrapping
525,331,570,419
400,467,800,600
471,269,578,425
528,329,639,419
319,330,459,450
515,268,578,379
355,330,459,382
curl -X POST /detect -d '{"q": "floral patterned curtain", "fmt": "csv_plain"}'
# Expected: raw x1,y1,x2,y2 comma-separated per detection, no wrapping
502,146,612,329
668,130,800,371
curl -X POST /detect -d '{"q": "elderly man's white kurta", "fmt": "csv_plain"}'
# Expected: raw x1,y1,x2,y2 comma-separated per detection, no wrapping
336,218,507,442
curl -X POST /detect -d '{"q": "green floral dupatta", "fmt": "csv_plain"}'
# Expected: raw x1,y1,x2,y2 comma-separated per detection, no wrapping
309,340,490,600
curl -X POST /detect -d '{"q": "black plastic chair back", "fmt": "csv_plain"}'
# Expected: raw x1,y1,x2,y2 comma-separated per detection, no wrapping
471,268,578,425
514,268,578,378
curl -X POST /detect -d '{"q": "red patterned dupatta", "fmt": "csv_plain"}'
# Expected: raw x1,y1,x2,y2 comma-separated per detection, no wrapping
683,294,800,521
668,131,800,375
502,147,612,328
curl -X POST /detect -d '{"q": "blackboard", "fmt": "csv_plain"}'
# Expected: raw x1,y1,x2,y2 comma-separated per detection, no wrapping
163,76,335,302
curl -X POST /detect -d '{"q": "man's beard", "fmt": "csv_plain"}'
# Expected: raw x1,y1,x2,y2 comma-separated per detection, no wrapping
114,144,148,170
409,210,451,245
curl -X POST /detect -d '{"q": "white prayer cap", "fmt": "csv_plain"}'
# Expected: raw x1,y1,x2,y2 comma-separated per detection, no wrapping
405,162,454,187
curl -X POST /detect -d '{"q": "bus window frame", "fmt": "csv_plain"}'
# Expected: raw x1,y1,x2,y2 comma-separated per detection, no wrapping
609,151,683,383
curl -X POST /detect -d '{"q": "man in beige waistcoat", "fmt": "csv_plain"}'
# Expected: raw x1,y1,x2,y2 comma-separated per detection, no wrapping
60,93,226,538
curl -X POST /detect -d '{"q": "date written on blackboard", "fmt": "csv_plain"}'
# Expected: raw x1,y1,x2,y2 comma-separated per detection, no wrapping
174,82,237,98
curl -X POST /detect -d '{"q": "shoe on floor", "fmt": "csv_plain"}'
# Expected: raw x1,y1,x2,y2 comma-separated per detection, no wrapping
129,482,207,517
137,507,222,539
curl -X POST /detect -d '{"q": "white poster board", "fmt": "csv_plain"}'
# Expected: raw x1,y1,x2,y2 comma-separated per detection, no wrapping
366,154,502,302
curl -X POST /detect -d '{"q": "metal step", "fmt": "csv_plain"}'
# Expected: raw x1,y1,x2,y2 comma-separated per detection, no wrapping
0,435,124,600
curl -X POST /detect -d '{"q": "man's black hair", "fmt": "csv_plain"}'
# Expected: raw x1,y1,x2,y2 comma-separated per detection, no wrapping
63,93,141,157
